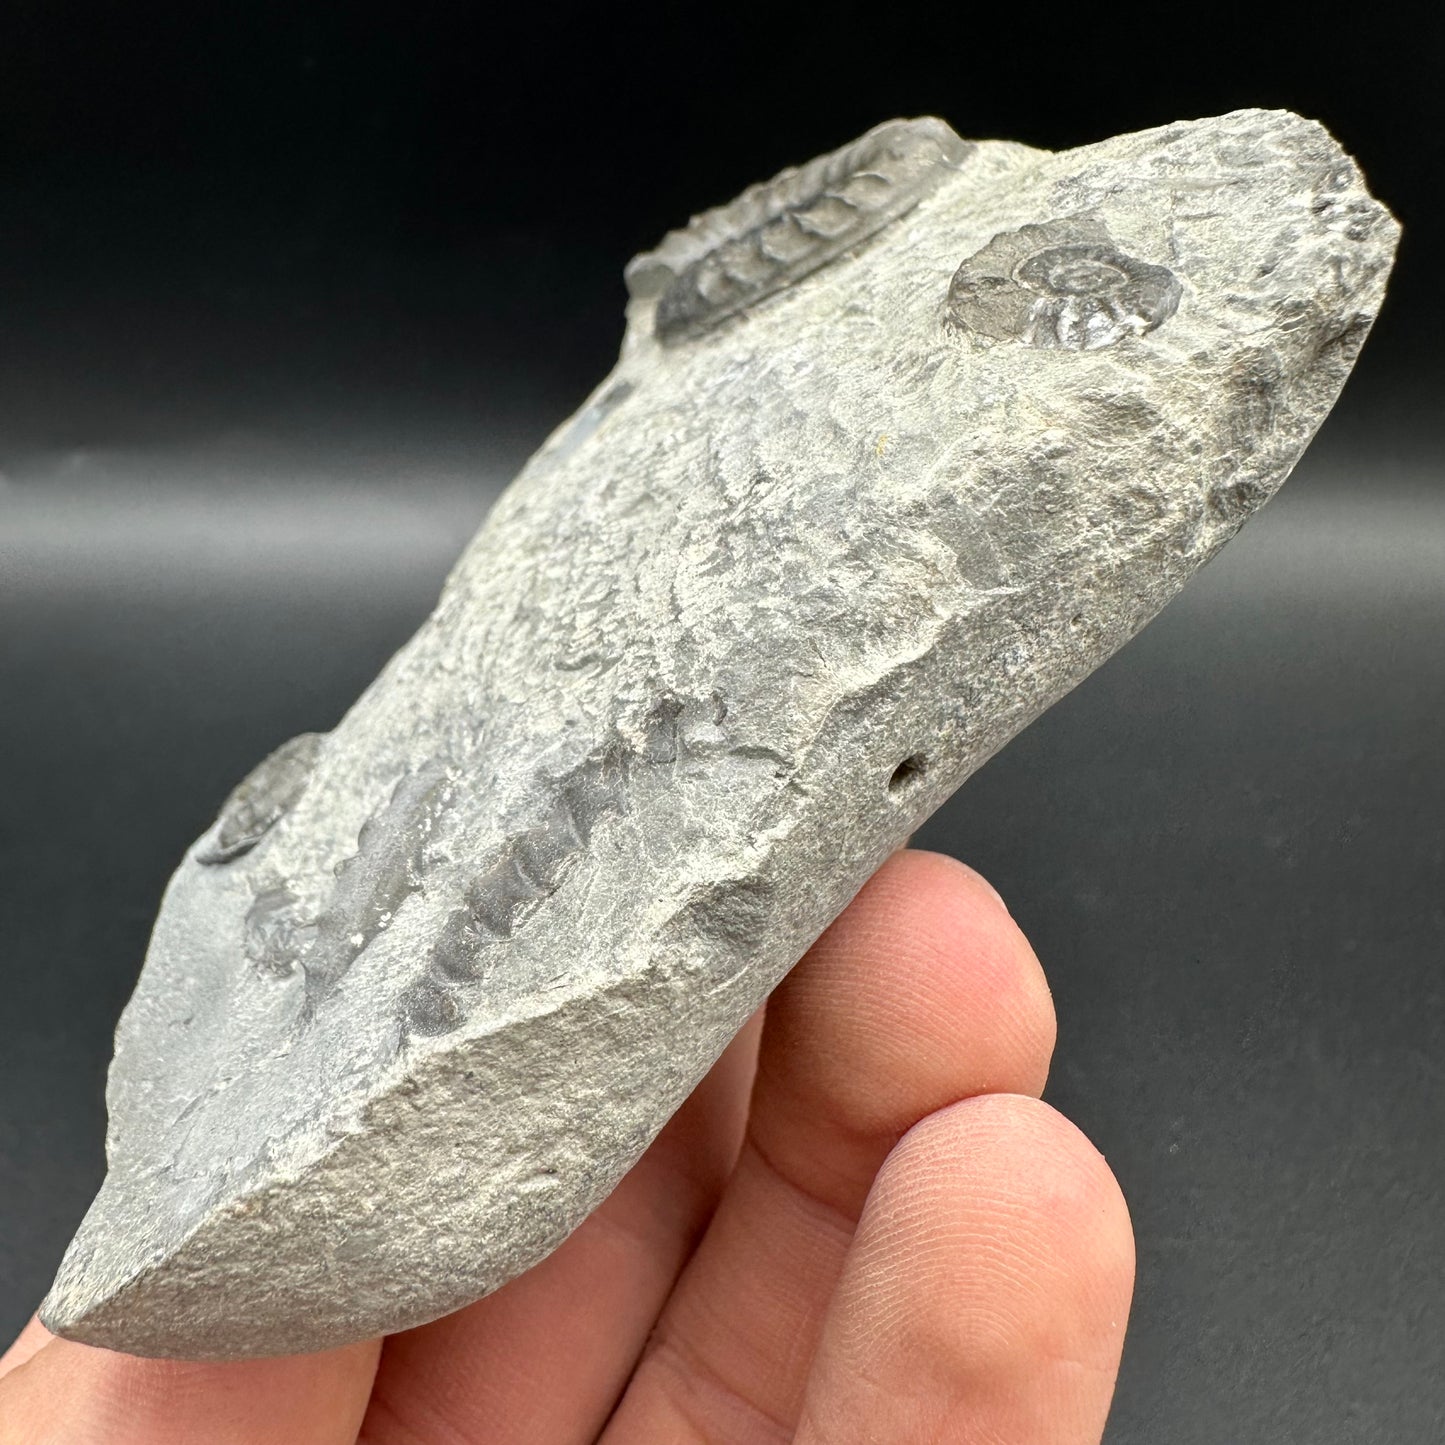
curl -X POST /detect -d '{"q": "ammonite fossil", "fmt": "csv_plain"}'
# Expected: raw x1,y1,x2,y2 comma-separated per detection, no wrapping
946,216,1182,350
196,732,326,864
629,117,974,344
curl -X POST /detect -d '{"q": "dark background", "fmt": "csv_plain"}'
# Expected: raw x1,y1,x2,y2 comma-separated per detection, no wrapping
2,3,1442,1439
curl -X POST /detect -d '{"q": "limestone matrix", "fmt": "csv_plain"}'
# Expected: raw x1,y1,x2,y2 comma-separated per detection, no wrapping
41,110,1397,1358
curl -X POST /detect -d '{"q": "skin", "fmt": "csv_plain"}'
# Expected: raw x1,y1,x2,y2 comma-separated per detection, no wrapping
0,850,1135,1443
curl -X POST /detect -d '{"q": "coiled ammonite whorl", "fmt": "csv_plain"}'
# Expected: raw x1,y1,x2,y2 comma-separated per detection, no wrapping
946,216,1181,350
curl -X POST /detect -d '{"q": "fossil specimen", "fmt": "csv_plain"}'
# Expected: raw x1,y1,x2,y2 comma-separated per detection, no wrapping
635,116,974,343
945,215,1183,350
41,110,1396,1359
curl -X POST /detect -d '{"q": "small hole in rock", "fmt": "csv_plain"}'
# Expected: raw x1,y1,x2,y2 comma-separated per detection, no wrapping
889,753,928,795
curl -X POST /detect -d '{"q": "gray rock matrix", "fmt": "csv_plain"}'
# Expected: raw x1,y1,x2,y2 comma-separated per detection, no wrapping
41,110,1396,1359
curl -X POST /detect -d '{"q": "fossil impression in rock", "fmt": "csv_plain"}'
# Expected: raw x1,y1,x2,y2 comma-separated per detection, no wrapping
42,110,1396,1359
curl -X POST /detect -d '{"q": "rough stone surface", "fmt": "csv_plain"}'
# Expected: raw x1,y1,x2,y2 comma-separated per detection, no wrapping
41,110,1396,1359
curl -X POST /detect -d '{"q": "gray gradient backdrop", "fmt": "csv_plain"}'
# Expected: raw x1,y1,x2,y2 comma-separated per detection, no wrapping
2,4,1443,1436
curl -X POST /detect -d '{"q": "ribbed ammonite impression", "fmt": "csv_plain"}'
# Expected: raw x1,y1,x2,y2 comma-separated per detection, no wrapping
946,216,1181,351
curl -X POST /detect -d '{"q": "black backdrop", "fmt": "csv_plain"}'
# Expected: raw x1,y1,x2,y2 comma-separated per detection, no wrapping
2,3,1442,1440
2,1,1441,450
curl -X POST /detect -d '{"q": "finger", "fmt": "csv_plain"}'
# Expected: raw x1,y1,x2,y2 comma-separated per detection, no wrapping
0,1317,51,1381
0,1335,379,1445
795,1094,1135,1444
358,1009,763,1445
603,849,1056,1441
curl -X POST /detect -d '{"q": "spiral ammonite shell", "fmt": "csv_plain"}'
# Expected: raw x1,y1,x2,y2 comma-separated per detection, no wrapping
946,216,1181,350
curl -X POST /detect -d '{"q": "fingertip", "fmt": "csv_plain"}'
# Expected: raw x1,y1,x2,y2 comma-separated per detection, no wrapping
760,849,1057,1147
852,854,1057,1090
900,849,1012,915
797,1094,1134,1445
883,1094,1136,1337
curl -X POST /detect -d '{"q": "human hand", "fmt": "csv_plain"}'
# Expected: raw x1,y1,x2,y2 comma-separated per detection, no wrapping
0,850,1133,1443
